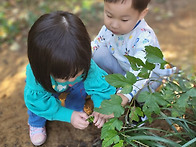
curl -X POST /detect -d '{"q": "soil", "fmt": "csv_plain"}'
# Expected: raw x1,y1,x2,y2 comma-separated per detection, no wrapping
0,0,195,146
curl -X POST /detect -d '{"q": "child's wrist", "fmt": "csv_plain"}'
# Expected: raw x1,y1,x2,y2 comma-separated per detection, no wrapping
116,89,133,102
116,93,129,106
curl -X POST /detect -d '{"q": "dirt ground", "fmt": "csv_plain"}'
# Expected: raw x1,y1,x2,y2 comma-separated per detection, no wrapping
0,0,195,146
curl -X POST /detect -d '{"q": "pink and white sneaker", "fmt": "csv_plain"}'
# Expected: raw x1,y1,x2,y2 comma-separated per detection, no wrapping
29,125,47,146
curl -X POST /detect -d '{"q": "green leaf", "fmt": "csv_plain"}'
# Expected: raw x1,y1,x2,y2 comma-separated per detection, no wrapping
101,118,123,139
102,130,120,147
143,109,153,123
137,91,149,102
125,55,145,71
126,71,137,84
130,106,144,122
171,105,186,117
143,99,160,115
137,91,163,116
178,78,189,91
187,88,196,97
130,63,140,71
167,81,182,92
121,85,133,94
182,137,196,147
105,74,132,88
144,61,156,70
177,75,195,90
86,116,94,123
138,67,150,79
153,92,169,106
105,72,137,90
113,140,124,147
171,109,180,117
189,96,196,111
176,93,189,108
173,88,196,117
145,46,165,64
94,95,124,117
127,135,181,147
161,87,176,102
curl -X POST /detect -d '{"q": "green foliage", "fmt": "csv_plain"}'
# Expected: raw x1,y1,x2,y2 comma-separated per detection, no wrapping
94,95,124,117
105,72,136,94
86,116,94,123
101,118,123,146
137,91,168,122
124,45,168,80
145,45,166,64
129,106,144,122
95,46,196,147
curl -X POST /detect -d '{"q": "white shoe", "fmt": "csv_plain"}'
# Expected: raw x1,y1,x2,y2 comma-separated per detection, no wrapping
29,125,47,146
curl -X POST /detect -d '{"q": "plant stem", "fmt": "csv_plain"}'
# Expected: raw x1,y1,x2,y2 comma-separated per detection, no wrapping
133,140,149,147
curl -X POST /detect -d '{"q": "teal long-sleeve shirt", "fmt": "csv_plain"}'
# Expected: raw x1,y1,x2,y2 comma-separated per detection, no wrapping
24,59,116,123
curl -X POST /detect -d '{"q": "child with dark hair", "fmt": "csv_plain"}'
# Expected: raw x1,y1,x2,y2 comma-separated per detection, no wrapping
24,11,116,146
92,0,177,106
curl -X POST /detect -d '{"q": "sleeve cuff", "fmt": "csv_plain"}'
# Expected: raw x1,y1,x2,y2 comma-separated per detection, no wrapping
52,107,74,123
117,88,137,102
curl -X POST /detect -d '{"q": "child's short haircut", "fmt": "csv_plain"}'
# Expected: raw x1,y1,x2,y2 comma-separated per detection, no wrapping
104,0,151,12
27,11,91,93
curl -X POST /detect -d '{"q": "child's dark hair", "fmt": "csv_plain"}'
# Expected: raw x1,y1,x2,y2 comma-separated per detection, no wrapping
27,11,91,93
104,0,151,12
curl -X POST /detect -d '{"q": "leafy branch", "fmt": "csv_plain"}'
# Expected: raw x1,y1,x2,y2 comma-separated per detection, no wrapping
95,46,196,147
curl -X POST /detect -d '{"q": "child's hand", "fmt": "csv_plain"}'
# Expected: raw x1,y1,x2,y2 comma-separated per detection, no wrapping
116,93,129,106
71,111,89,129
92,111,114,128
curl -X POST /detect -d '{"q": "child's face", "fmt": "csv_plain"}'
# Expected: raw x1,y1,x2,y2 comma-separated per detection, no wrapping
54,70,83,83
104,0,147,35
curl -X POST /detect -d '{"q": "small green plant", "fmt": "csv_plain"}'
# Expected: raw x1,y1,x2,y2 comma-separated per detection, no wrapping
86,116,94,123
95,46,196,147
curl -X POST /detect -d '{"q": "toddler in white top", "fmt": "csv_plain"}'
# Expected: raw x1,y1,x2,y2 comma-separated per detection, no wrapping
92,0,177,104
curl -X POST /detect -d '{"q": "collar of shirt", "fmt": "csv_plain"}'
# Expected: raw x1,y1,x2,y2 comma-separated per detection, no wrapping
50,75,83,92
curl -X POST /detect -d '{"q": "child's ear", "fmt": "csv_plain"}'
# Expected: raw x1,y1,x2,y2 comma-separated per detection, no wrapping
139,8,149,20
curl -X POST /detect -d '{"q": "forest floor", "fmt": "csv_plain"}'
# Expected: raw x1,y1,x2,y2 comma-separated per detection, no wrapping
0,0,195,146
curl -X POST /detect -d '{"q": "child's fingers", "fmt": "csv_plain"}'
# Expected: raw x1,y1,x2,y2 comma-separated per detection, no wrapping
95,118,105,128
71,111,89,129
77,122,89,129
98,119,105,128
95,116,102,126
102,113,114,120
92,112,99,123
79,112,89,120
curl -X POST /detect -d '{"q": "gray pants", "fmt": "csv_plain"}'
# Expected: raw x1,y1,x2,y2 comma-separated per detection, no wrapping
92,46,126,75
